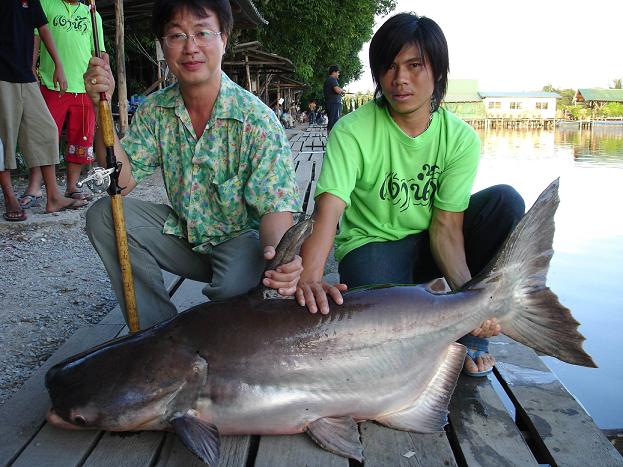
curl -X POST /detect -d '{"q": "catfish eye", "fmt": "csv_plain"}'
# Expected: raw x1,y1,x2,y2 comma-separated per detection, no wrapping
73,415,87,426
192,364,201,374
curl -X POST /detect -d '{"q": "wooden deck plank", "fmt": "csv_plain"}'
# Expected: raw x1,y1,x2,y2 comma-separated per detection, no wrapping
491,336,623,466
295,160,314,216
448,375,538,466
155,433,252,467
295,160,313,192
170,278,208,310
254,434,348,467
306,178,318,216
82,431,164,467
360,422,457,467
11,425,102,467
99,270,182,326
0,324,124,466
290,140,303,153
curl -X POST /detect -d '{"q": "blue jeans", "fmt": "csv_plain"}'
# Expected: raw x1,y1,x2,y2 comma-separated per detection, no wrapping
326,103,341,134
338,184,525,287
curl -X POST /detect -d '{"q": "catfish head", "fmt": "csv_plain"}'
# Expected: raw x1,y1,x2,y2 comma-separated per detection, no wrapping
45,328,208,432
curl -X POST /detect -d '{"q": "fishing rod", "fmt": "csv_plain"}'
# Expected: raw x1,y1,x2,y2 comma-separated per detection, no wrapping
86,0,140,332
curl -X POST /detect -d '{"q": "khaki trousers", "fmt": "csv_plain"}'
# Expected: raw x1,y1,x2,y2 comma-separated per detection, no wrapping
0,81,59,169
86,197,265,329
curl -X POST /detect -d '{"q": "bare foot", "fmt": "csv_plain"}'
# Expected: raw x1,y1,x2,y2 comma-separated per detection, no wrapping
463,350,495,375
45,197,88,213
5,196,22,215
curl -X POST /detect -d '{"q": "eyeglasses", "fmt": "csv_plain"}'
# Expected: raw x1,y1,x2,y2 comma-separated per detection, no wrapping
162,30,222,49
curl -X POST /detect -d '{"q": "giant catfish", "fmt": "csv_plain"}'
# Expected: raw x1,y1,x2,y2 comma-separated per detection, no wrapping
45,179,595,465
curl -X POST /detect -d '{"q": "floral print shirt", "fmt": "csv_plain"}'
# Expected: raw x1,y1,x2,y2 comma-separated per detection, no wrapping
121,72,300,252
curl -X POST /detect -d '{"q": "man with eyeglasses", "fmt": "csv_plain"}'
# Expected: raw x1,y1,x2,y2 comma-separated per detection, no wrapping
83,0,302,329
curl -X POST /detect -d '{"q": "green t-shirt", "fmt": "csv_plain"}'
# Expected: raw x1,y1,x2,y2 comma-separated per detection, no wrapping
37,0,104,93
316,101,480,261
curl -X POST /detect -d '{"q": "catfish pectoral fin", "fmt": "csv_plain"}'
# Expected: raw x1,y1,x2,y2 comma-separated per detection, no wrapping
171,413,220,466
306,415,364,462
376,342,465,432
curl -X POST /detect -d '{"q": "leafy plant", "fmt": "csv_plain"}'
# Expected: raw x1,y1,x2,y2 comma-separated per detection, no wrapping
245,0,396,103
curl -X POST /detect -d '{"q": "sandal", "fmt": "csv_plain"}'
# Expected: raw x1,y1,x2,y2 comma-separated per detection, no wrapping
65,190,93,202
459,335,494,377
3,209,27,222
19,194,43,209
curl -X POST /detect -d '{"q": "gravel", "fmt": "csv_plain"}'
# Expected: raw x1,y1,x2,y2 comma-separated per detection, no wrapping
0,171,168,406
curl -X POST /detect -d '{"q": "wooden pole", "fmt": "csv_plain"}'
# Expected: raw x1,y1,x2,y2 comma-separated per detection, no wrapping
90,0,140,332
245,54,252,92
115,0,128,136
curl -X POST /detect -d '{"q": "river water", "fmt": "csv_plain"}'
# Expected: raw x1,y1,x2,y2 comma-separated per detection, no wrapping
473,126,623,430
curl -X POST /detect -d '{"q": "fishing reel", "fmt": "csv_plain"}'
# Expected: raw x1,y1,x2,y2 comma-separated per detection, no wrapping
77,166,116,193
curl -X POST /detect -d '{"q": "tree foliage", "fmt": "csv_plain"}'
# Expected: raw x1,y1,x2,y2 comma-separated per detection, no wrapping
542,84,623,119
244,0,396,103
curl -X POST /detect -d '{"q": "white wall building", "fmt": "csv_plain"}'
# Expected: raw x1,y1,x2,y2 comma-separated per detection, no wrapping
479,92,560,119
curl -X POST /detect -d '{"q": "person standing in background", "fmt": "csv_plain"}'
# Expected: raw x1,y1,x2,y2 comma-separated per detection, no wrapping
1,0,87,221
19,0,105,209
323,65,344,134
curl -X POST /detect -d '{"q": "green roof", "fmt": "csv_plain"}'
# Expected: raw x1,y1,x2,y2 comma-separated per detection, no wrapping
577,88,623,102
444,79,481,103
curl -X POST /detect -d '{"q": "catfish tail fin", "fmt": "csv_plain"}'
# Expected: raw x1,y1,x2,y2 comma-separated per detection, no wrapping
465,179,596,368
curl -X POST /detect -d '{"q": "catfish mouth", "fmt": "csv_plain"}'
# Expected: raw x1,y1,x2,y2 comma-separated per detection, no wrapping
46,382,189,432
47,408,85,430
46,406,166,432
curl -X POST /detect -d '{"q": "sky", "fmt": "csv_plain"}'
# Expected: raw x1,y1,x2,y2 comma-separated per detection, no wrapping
346,0,623,93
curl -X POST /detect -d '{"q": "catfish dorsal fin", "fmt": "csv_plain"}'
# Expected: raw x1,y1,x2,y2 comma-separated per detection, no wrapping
260,216,314,298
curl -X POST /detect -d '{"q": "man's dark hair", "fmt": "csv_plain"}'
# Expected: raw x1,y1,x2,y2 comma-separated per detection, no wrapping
328,65,340,75
369,13,448,112
152,0,233,40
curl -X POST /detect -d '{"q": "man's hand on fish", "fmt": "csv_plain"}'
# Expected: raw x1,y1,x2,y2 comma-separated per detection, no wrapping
262,248,303,296
295,279,348,314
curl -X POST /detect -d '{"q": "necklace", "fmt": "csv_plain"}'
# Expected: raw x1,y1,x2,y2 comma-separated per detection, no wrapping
62,0,81,17
412,112,433,138
425,111,433,131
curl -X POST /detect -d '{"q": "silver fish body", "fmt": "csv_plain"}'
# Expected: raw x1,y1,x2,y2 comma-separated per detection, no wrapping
45,180,595,465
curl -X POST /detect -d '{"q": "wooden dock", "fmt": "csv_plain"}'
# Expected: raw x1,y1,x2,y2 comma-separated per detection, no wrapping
1,123,621,467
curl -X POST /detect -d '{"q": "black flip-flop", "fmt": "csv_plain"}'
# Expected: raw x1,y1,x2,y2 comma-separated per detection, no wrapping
3,210,27,222
19,193,43,209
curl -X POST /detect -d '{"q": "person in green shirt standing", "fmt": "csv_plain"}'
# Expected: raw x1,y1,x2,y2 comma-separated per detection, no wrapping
296,13,525,377
83,0,302,329
1,0,87,220
19,0,104,209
